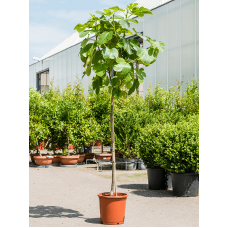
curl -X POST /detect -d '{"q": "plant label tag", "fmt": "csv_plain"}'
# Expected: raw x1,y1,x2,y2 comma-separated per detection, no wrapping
103,157,106,160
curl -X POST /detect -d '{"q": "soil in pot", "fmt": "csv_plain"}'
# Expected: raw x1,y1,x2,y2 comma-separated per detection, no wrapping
171,173,199,197
34,156,53,166
60,155,79,165
95,154,112,162
147,168,171,190
98,192,128,225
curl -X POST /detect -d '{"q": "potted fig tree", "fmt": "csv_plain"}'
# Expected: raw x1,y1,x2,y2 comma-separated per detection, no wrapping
74,2,164,224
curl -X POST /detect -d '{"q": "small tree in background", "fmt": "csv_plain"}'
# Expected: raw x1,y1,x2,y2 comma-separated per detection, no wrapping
74,3,165,196
87,86,111,152
29,88,49,156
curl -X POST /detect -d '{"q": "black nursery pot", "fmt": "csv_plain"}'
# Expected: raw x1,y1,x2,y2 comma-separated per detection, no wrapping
147,168,172,190
171,173,199,197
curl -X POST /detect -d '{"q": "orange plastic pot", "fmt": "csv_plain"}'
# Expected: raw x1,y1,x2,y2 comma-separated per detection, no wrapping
60,155,79,165
98,192,128,225
34,156,53,166
52,155,61,163
95,154,112,161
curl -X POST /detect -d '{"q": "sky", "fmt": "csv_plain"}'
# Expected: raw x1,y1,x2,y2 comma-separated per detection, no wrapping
29,0,135,65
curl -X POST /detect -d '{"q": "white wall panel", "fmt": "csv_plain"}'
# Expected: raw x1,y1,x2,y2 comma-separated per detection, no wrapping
181,0,195,92
143,11,156,96
155,5,168,89
49,55,54,84
66,48,72,85
168,0,180,88
71,45,77,84
62,50,67,87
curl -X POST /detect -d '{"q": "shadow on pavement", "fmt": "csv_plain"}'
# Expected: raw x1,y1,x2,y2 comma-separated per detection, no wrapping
118,184,175,198
29,205,84,218
84,217,101,224
118,184,148,190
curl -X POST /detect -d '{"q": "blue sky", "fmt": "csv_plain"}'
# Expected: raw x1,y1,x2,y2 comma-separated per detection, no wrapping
29,0,135,65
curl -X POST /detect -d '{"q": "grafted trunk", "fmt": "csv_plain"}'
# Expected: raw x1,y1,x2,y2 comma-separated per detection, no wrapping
109,95,117,196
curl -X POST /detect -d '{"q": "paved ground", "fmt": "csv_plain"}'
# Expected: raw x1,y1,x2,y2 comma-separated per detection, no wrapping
29,159,199,227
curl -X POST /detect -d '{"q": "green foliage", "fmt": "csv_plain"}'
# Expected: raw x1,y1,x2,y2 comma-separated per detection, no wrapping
87,86,111,146
29,87,50,152
114,93,149,158
74,3,164,97
139,115,199,173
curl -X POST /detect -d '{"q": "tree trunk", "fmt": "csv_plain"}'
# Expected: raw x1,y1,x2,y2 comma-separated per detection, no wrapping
36,141,41,156
109,95,117,196
67,136,70,156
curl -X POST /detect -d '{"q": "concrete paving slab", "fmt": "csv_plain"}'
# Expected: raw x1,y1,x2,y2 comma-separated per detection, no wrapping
29,163,199,227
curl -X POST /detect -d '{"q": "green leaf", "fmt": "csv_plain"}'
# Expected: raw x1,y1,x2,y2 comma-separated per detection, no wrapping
98,31,113,45
81,38,89,48
114,61,131,75
93,62,109,72
126,81,132,89
79,30,90,38
81,43,93,57
114,15,124,19
95,10,105,15
92,51,103,64
74,23,87,32
102,47,110,60
128,83,135,95
126,18,138,24
96,71,105,76
135,68,146,83
129,38,140,50
109,48,118,59
103,9,112,16
111,76,120,87
122,38,133,55
108,6,122,12
116,58,125,63
137,48,156,64
119,18,130,29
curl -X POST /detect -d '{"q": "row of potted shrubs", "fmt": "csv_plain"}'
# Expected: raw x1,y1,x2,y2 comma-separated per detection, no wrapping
29,78,199,196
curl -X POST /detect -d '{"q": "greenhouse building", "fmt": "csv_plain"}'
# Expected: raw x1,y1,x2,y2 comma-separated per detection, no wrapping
29,0,199,96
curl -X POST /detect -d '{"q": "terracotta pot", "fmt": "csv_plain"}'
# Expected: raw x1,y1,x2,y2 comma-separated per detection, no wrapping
60,155,79,165
85,153,95,160
34,156,53,166
76,154,85,163
95,154,112,161
52,155,61,163
98,192,128,225
30,154,40,162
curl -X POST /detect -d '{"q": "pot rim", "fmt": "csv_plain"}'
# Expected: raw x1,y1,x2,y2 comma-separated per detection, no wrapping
60,155,79,159
170,172,199,175
97,192,128,199
96,154,112,156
